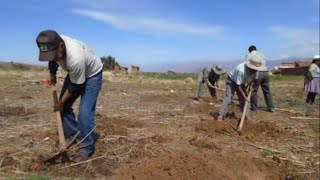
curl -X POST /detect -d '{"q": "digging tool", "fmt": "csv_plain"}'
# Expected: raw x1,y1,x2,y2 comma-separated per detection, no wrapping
274,108,295,113
43,86,79,164
237,89,253,133
52,86,67,151
210,85,226,92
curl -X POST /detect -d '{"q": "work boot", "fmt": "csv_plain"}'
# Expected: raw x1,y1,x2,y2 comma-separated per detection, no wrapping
250,107,257,111
217,115,224,122
268,109,275,113
191,97,199,101
71,153,89,163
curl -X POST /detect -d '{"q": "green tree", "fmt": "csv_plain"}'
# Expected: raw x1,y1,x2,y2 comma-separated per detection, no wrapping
100,56,120,70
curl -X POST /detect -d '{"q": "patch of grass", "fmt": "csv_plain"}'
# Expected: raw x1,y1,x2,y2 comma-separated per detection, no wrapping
287,98,306,107
270,75,304,82
24,175,50,180
6,174,50,180
142,72,197,80
260,150,276,158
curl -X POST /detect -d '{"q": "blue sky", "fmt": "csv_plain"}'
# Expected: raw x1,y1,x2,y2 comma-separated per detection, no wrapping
0,0,319,68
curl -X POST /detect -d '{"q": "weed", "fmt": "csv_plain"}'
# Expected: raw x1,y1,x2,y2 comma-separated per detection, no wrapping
260,150,275,158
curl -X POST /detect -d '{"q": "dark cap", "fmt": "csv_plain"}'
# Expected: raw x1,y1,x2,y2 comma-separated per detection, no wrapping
36,30,63,61
248,45,257,53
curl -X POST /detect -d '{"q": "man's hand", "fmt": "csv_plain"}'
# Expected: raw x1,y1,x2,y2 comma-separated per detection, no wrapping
245,96,250,103
50,73,57,85
54,101,63,112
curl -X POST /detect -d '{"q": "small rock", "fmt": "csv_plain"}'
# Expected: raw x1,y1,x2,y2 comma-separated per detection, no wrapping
272,156,281,163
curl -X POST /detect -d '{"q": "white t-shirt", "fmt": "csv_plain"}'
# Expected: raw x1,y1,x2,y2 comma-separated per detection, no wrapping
57,35,103,84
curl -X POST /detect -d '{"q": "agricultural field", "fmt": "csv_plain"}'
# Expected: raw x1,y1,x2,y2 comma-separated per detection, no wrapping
0,64,319,179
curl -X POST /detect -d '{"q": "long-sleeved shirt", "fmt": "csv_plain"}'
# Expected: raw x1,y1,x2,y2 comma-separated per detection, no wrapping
308,63,320,78
198,65,220,87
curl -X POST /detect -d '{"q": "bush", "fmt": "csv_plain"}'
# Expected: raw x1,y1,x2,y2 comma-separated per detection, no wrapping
101,56,119,71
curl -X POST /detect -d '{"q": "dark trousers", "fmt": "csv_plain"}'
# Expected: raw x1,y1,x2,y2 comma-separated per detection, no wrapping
306,92,316,104
251,71,274,110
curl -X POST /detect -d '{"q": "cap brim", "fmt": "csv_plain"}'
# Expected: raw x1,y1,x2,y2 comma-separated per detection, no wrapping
38,50,56,61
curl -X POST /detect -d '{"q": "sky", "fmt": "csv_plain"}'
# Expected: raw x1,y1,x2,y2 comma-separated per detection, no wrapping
0,0,319,68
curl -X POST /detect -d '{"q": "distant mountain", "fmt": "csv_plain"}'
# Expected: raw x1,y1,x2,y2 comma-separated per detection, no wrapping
139,57,311,73
1,57,312,73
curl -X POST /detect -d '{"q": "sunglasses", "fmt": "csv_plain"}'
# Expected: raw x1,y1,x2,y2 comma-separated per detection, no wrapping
38,43,59,52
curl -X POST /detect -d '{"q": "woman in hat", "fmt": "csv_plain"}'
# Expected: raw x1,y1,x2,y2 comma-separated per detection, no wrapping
304,55,320,105
193,65,226,101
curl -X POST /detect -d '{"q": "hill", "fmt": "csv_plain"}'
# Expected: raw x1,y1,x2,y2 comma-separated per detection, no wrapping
0,61,46,71
139,57,312,73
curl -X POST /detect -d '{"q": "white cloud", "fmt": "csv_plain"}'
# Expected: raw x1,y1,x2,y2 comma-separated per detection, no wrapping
72,9,226,37
269,26,319,57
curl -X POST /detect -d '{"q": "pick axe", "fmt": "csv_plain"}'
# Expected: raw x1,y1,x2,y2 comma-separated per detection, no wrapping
43,86,78,164
211,85,226,92
237,86,253,133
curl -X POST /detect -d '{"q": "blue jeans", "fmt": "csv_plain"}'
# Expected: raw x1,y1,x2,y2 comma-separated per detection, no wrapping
60,71,102,156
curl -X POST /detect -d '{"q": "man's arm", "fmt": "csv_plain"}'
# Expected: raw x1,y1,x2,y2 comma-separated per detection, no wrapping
55,81,84,111
54,63,85,111
55,89,73,111
215,76,221,87
237,85,249,101
202,67,216,88
48,61,59,85
205,78,216,88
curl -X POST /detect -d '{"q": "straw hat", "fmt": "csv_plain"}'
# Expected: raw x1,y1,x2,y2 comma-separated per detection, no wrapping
245,51,267,71
211,65,226,75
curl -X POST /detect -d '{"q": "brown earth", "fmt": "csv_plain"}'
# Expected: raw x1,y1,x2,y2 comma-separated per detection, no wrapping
0,70,319,179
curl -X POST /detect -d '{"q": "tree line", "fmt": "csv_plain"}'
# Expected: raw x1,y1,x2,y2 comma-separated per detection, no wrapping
100,56,120,71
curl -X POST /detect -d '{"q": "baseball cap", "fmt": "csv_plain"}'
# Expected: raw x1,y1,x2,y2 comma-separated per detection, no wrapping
36,30,63,61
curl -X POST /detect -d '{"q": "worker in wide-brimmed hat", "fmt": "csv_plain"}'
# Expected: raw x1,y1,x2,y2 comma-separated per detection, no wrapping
36,30,103,163
304,55,320,105
193,65,226,102
217,51,266,121
248,45,275,113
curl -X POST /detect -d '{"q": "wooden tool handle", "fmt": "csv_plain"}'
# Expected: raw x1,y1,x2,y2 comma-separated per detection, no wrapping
211,86,226,92
237,90,252,132
52,86,67,150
